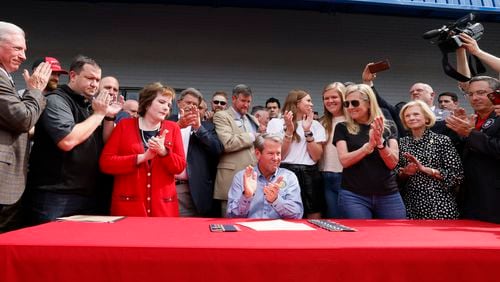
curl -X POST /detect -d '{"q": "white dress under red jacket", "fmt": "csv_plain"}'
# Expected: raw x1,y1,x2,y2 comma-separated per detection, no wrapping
100,118,186,217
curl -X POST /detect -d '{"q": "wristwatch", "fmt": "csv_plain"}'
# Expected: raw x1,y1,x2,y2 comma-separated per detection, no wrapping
304,131,313,138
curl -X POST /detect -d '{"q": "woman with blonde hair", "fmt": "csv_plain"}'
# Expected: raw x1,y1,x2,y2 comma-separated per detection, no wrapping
319,82,347,218
333,84,405,219
267,89,326,218
397,100,463,219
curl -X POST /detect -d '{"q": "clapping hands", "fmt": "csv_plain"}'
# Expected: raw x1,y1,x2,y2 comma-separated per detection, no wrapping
243,166,257,198
369,116,385,149
263,176,283,203
148,129,169,157
23,62,52,91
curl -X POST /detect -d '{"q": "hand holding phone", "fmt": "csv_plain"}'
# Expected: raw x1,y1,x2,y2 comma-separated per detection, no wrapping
488,90,500,105
368,59,391,73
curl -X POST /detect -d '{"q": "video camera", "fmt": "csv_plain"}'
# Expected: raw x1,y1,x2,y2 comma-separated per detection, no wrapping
422,13,484,54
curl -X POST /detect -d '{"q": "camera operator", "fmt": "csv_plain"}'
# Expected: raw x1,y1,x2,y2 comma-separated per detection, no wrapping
457,33,500,75
445,75,500,223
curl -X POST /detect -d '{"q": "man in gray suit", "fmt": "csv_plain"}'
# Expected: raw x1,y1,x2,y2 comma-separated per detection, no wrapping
0,21,51,232
213,84,259,216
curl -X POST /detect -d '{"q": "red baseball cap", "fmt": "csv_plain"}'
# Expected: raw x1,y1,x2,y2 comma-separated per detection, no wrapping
32,57,68,74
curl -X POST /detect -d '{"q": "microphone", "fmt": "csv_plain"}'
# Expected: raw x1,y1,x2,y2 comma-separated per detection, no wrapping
422,28,443,40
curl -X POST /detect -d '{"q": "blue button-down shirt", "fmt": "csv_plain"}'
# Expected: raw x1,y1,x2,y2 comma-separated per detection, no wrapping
226,167,303,219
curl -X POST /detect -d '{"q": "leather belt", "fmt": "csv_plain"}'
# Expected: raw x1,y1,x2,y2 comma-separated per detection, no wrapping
175,180,189,185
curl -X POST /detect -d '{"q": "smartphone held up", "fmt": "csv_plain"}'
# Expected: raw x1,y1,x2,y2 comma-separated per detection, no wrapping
368,59,391,73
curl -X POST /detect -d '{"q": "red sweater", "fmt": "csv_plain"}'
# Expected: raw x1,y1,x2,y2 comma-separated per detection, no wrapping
100,118,186,217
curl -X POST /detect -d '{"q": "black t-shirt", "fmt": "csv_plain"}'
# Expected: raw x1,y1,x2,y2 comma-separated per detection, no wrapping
332,122,399,196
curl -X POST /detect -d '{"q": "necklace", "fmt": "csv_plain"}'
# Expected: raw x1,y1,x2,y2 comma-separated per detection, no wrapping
139,117,160,148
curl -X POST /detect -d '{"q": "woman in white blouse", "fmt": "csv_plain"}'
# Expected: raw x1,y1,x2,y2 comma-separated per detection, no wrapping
267,89,326,218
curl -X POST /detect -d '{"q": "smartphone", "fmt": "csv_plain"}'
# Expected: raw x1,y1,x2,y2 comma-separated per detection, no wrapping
488,91,500,105
368,59,391,73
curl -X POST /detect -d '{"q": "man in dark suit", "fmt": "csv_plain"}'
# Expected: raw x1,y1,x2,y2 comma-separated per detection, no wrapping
169,88,223,216
0,21,51,232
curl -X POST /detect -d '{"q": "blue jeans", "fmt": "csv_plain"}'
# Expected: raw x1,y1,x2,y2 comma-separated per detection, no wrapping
28,190,100,225
322,172,342,218
338,189,407,219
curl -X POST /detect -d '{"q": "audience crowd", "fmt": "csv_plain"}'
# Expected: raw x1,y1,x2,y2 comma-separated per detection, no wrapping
1,20,500,233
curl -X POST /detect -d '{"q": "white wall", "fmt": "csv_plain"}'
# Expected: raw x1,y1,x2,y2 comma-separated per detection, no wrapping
3,1,500,112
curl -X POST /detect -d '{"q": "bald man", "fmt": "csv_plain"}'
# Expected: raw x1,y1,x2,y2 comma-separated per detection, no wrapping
123,100,138,118
99,76,119,98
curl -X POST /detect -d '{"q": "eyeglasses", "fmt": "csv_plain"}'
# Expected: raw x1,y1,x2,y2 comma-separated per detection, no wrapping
464,90,495,98
213,100,227,106
343,100,361,108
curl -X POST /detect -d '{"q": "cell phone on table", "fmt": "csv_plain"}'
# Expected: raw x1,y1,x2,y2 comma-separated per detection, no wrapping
368,59,391,73
209,224,240,232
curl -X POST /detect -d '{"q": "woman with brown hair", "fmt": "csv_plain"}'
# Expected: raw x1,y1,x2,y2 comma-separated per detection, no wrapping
267,89,326,218
100,82,186,217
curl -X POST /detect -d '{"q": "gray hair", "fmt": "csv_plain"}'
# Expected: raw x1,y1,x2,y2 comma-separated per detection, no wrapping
232,84,252,97
0,22,25,42
254,133,283,151
469,76,500,91
179,87,203,105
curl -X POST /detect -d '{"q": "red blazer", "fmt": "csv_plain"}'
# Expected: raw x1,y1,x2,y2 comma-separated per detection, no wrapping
100,118,186,217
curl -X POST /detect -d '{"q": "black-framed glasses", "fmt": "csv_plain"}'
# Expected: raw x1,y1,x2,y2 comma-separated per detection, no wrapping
213,100,227,106
343,100,361,108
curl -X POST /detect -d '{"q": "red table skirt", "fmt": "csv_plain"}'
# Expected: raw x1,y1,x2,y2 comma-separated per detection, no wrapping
1,217,499,282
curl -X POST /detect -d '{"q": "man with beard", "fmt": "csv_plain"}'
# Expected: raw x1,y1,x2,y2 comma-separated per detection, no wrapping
32,57,68,94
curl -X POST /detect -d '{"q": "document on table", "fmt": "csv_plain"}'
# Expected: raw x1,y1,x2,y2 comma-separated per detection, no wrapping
237,219,315,231
57,215,125,223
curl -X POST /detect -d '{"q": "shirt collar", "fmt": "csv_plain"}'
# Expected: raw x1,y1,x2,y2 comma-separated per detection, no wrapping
255,165,279,182
230,106,244,120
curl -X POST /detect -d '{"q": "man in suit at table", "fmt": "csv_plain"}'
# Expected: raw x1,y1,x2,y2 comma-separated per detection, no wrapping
213,84,260,216
0,21,51,232
169,88,223,217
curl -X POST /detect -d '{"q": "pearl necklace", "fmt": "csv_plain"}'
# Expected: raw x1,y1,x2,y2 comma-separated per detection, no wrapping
139,117,160,147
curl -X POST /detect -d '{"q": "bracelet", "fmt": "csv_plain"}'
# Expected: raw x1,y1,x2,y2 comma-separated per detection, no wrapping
284,134,293,139
104,116,116,121
376,139,387,150
430,168,436,177
306,137,314,143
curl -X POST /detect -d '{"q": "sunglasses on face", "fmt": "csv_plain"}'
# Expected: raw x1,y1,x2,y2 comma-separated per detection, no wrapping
343,100,361,108
213,100,227,106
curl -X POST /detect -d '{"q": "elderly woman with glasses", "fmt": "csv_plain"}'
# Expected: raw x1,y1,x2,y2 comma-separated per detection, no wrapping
333,84,406,219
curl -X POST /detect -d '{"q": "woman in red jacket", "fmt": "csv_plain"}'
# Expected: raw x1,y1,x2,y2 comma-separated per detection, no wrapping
100,82,186,217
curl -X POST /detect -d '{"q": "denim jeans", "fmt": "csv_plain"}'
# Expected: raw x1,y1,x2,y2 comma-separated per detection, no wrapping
28,190,100,225
322,172,342,218
338,188,407,219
